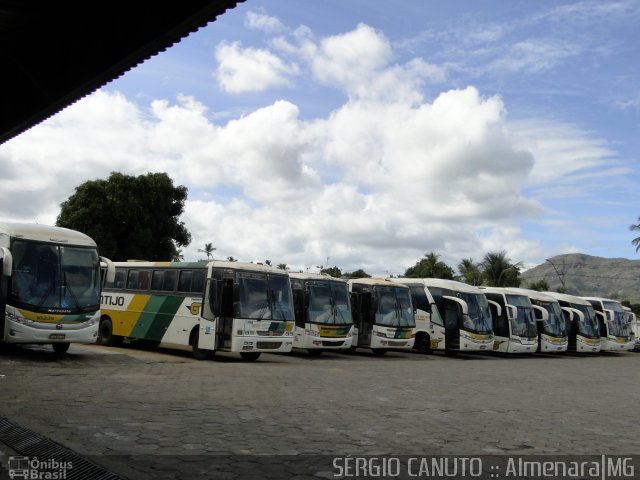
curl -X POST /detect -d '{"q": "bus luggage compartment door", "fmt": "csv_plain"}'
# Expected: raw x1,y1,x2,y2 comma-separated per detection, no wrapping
198,319,216,350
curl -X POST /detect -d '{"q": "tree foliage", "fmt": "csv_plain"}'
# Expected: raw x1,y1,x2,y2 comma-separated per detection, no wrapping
457,258,484,286
527,279,550,291
480,250,521,287
321,266,342,278
630,217,640,252
404,252,455,279
56,172,191,261
344,269,371,279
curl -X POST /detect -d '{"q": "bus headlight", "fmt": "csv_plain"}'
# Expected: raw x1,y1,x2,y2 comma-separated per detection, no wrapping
7,311,31,324
305,330,320,337
373,331,388,338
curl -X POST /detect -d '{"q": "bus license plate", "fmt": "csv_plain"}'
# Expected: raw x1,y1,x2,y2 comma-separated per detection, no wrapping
49,334,66,340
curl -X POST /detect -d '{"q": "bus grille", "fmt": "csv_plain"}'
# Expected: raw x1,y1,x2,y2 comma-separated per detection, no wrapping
257,331,284,337
322,340,345,347
387,341,407,347
256,341,282,349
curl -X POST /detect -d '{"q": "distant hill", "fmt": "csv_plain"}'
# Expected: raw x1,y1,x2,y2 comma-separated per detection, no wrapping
520,253,640,304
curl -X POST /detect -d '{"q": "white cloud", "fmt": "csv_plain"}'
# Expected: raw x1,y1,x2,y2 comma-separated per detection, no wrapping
215,41,299,93
245,10,286,33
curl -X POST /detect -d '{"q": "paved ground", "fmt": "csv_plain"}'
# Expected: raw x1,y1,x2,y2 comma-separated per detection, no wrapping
0,343,639,479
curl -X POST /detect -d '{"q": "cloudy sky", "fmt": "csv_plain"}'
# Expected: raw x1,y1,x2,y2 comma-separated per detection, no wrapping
1,0,639,275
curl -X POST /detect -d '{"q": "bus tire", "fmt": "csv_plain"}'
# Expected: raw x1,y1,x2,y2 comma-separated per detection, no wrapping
52,342,70,354
98,317,123,346
371,348,387,356
240,352,261,361
414,332,432,354
307,349,323,356
190,330,214,360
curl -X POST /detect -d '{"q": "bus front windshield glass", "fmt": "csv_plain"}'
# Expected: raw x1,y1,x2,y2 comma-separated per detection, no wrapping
237,273,294,321
10,240,100,312
374,287,415,327
306,281,353,325
573,304,600,338
458,292,493,333
602,301,630,338
506,295,538,339
540,300,567,337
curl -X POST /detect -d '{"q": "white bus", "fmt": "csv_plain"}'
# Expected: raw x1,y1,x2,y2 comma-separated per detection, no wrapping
289,272,354,355
581,297,634,352
479,287,539,353
99,260,294,361
512,288,568,352
0,222,114,353
347,278,415,355
622,306,639,351
545,292,601,353
390,278,493,354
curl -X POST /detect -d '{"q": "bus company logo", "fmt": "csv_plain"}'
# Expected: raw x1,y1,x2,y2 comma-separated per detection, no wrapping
187,302,202,315
7,456,72,479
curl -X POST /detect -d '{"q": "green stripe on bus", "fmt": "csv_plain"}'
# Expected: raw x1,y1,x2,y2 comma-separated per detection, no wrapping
129,295,187,341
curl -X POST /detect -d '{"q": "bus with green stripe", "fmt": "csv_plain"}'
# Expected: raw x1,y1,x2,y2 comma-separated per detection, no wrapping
99,260,295,360
1,222,114,354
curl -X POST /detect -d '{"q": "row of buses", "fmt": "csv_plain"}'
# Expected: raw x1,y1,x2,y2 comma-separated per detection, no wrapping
0,223,637,360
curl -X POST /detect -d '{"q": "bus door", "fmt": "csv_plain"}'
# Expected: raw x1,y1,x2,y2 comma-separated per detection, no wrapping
351,291,372,347
531,305,548,351
441,297,461,350
561,308,578,351
215,277,235,349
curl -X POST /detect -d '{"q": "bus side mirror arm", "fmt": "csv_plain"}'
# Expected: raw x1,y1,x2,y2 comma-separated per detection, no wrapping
1,247,12,277
100,256,115,283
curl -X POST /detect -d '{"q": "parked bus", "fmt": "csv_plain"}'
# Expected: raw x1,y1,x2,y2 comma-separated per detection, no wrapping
390,278,493,354
479,287,538,353
581,297,634,352
99,260,295,361
0,222,114,353
622,306,639,351
544,292,601,353
347,278,415,355
512,288,568,352
289,272,354,355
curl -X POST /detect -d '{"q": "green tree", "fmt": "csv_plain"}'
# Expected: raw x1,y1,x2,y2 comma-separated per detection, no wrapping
457,258,484,286
198,242,216,259
264,260,272,266
277,263,288,270
227,256,237,262
630,217,640,252
57,172,190,260
527,279,550,291
344,269,371,279
321,266,342,278
404,252,455,279
480,250,522,287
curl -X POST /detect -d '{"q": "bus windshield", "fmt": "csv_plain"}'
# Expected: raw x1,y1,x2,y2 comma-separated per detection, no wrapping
506,295,538,339
573,304,600,338
458,292,493,334
237,273,294,321
306,280,353,325
374,286,415,327
538,300,567,337
10,240,100,312
602,301,630,338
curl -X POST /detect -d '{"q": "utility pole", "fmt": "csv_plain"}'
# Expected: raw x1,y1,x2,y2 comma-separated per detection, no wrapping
545,258,566,291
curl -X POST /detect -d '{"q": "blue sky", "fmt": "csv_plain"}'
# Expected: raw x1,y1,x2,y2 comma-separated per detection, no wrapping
1,0,639,275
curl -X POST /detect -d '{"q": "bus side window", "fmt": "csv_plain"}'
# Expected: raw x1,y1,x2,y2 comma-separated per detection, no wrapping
137,270,150,290
163,270,177,291
178,270,192,292
126,270,139,289
190,270,205,293
107,270,125,288
151,271,165,290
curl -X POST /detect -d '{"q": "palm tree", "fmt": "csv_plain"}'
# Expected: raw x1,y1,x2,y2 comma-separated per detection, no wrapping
198,242,216,259
458,258,484,286
630,217,640,252
480,250,522,287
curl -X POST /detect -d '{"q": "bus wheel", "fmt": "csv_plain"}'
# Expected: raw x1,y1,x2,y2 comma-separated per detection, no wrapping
307,349,323,356
240,352,261,361
98,318,123,346
414,333,432,354
190,330,214,360
371,348,387,356
52,342,70,354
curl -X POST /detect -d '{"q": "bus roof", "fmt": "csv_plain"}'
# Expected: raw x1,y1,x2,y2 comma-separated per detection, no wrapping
544,291,592,306
580,296,620,304
508,288,560,303
390,277,483,293
0,222,97,247
347,277,409,288
111,259,289,274
479,286,532,297
288,272,347,283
